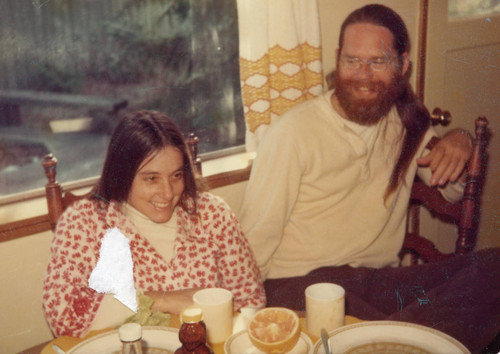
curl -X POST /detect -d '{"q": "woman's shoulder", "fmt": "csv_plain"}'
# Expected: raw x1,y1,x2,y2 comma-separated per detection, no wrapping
190,192,239,227
63,197,109,213
55,198,124,237
58,197,116,225
190,192,242,238
195,191,231,211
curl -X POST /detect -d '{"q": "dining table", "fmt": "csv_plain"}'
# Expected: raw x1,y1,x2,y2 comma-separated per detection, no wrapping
36,312,363,354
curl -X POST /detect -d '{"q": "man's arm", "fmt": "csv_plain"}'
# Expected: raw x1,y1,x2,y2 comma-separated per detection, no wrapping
416,128,472,186
239,123,303,280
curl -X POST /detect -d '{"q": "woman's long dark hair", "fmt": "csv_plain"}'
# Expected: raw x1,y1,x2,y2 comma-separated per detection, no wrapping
92,110,199,213
339,4,431,196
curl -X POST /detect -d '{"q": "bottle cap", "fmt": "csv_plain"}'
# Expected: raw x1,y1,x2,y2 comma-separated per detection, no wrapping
181,306,203,323
119,323,142,341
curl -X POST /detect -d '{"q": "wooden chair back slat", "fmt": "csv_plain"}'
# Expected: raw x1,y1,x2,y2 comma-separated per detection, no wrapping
42,154,65,231
187,133,202,175
456,116,488,255
401,116,489,264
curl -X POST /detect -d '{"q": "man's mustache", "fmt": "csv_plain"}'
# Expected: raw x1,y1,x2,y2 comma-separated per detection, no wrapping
345,80,387,93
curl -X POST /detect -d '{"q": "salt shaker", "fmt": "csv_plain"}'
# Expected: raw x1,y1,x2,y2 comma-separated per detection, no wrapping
175,307,213,354
119,323,144,354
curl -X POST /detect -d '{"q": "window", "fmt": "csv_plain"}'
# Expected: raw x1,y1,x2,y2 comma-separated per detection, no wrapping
0,0,244,197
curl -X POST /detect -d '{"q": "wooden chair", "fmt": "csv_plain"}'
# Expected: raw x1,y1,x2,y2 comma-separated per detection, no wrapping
187,133,202,175
42,154,91,231
400,116,489,265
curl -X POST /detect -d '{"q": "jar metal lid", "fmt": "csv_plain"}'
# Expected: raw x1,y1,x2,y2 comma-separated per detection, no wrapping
181,306,203,323
119,323,142,341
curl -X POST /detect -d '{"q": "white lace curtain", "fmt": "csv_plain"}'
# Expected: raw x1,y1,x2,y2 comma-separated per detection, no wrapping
237,0,324,151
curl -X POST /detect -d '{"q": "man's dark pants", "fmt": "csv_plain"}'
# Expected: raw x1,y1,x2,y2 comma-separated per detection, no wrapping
264,248,500,353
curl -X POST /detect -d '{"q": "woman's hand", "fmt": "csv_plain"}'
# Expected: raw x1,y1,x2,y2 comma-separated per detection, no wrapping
145,288,202,314
417,129,472,186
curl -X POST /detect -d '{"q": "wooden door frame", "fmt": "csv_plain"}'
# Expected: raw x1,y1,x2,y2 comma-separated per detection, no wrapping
407,0,428,235
416,0,428,100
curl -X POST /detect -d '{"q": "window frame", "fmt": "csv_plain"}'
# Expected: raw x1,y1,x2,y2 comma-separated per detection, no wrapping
0,0,245,202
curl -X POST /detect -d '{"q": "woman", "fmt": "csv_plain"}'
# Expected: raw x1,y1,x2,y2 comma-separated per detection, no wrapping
42,110,265,337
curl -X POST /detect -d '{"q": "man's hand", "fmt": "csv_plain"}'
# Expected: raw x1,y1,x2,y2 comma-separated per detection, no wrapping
416,129,472,186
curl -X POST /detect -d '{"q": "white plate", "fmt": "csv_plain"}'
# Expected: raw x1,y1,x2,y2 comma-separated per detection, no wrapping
312,321,470,354
224,331,313,354
67,326,180,353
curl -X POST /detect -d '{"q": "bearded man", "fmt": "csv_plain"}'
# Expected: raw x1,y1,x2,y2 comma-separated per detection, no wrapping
240,4,499,352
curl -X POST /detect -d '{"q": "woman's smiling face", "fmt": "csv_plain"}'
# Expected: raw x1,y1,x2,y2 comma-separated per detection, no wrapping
127,146,185,223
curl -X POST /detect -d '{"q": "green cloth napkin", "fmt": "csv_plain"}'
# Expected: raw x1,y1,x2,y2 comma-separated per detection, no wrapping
123,293,171,327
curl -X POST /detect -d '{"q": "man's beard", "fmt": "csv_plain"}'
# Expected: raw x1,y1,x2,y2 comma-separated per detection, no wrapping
334,70,404,126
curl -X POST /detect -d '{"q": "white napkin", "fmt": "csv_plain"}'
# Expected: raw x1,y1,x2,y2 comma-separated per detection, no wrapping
233,307,257,334
89,227,138,312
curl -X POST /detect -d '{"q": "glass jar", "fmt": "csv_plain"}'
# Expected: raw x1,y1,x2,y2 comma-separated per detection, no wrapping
119,323,144,354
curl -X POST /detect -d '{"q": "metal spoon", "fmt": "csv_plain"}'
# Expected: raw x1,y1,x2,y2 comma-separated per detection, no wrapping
321,328,331,354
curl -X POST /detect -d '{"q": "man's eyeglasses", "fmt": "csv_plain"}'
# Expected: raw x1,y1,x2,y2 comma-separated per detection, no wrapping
339,55,392,72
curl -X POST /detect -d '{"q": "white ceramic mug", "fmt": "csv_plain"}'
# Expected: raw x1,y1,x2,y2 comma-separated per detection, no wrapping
305,282,345,338
193,288,233,344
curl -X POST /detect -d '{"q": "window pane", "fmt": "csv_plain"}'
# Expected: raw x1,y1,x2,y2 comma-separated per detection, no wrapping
449,0,500,18
0,0,243,197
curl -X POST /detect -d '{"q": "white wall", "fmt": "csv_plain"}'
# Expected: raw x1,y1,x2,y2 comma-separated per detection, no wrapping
0,195,48,224
0,231,53,353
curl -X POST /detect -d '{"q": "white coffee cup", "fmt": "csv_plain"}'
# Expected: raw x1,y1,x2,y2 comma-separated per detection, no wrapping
193,288,233,344
305,282,345,338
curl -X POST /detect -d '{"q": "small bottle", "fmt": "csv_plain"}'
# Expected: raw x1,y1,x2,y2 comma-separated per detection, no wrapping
175,307,213,354
119,323,144,354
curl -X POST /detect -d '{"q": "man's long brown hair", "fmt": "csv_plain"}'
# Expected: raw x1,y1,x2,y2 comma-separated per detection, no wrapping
338,4,431,196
